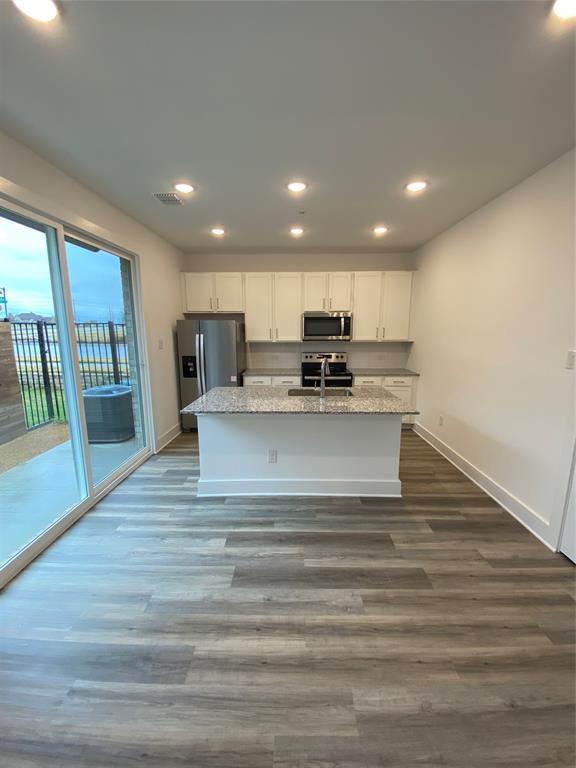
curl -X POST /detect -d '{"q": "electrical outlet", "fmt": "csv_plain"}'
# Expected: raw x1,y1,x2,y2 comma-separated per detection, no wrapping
158,338,164,350
267,449,277,464
438,414,444,427
566,350,575,370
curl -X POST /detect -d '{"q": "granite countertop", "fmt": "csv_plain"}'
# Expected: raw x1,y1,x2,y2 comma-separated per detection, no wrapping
182,386,418,415
243,368,301,376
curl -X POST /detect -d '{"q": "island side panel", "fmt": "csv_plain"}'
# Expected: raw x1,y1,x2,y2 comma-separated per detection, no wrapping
196,413,402,497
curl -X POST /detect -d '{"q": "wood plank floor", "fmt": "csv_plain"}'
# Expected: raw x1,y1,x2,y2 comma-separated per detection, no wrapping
0,430,574,767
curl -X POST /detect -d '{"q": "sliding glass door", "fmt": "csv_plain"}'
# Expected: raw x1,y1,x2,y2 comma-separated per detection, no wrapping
0,204,150,579
65,236,146,485
0,210,88,566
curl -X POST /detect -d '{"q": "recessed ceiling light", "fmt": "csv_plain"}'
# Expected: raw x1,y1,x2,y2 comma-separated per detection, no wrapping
373,225,388,237
553,0,576,19
290,226,304,238
210,227,225,237
287,181,308,193
173,183,194,194
406,180,428,194
11,0,58,22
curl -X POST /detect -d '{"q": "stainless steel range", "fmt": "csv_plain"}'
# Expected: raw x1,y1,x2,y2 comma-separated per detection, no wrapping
301,352,353,388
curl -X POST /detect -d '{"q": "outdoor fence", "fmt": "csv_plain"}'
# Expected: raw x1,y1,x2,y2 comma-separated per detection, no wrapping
10,321,131,429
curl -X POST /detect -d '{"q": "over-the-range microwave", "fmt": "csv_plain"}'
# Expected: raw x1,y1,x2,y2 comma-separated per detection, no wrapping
302,312,352,341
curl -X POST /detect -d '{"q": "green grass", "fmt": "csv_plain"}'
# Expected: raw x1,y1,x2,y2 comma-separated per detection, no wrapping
20,386,68,429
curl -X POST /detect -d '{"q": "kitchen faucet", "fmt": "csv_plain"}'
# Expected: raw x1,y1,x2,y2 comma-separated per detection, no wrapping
320,357,330,398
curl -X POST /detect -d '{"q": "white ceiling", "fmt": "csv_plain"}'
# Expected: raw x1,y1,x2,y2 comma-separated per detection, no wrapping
0,1,573,252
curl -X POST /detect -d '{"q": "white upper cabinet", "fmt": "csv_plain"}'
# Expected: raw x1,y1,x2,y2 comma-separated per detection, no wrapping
182,269,413,342
327,272,353,311
183,273,214,312
303,273,328,311
381,271,413,340
352,272,382,341
183,272,244,312
273,273,303,341
244,273,274,341
213,273,244,312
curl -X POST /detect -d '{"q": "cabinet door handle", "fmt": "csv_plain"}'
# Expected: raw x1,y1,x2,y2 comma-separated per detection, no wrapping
216,297,220,309
382,327,385,339
209,297,213,310
269,328,272,339
330,298,333,309
275,328,278,339
376,327,379,339
322,298,326,309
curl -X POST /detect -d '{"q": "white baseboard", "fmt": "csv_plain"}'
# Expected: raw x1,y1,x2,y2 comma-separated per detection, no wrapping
413,422,554,551
155,422,181,453
197,478,402,498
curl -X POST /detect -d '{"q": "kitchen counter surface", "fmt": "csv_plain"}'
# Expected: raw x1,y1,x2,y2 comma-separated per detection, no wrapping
183,386,418,416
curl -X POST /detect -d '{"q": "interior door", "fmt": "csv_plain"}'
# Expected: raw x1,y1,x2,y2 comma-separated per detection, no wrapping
353,272,382,341
244,273,273,341
274,273,302,341
213,273,243,312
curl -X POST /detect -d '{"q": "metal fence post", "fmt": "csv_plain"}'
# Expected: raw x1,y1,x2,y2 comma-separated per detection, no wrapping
36,320,54,421
108,320,121,384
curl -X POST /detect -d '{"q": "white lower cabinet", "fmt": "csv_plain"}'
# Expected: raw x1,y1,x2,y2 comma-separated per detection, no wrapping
384,380,415,425
271,376,301,386
244,375,301,387
353,375,383,387
353,375,417,425
244,375,272,386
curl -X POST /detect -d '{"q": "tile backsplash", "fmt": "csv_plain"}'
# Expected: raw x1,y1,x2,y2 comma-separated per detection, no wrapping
246,342,412,370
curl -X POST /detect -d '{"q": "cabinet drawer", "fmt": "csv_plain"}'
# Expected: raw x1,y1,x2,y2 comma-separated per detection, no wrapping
244,375,272,386
354,376,383,387
384,376,413,387
271,376,301,387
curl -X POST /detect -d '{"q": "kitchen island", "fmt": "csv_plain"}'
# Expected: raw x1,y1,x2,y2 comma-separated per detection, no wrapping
182,386,418,497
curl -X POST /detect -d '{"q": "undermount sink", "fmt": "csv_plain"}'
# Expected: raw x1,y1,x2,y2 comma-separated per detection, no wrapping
288,388,353,398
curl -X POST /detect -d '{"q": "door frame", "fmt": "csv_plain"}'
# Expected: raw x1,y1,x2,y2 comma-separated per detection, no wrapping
0,198,154,588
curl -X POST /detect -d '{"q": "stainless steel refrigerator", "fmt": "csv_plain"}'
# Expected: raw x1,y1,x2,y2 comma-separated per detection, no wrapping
177,319,246,430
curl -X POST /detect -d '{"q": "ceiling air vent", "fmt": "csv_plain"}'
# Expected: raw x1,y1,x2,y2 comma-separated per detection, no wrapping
153,192,183,205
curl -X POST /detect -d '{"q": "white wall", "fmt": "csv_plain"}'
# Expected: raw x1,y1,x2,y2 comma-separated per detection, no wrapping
0,131,184,450
409,150,575,548
183,251,417,272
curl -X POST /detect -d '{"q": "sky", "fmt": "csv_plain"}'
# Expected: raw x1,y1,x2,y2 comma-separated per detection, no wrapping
0,216,126,322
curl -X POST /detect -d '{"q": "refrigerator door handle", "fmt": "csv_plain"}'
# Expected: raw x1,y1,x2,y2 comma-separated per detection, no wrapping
195,333,203,395
199,333,207,394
